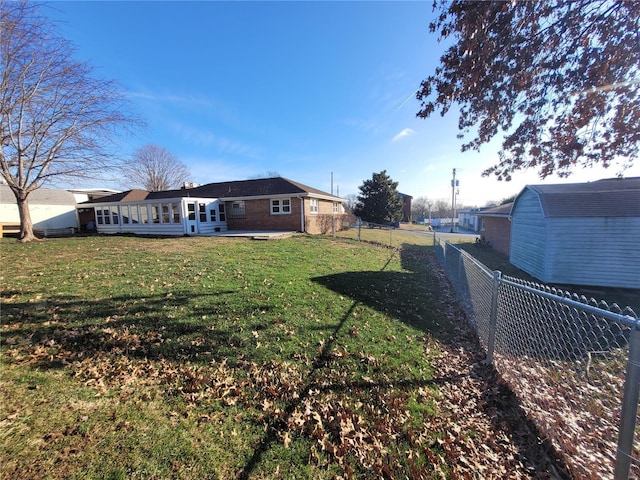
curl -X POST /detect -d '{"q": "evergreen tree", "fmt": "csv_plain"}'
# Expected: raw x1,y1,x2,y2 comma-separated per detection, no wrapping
354,171,404,224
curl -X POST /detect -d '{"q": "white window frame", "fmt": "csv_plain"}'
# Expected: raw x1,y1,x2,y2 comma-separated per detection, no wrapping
199,203,208,222
228,201,246,219
96,208,109,225
310,198,319,214
171,203,180,223
271,198,291,215
130,205,140,224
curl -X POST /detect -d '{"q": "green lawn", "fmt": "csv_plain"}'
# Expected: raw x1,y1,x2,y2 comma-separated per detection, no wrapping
1,235,456,479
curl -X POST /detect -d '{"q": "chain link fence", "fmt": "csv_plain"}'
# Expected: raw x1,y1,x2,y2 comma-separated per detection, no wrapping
434,238,640,479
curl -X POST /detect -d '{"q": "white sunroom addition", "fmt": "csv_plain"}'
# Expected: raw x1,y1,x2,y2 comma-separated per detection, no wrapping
91,197,227,236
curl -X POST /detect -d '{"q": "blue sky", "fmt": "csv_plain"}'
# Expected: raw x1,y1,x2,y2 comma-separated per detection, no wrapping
47,1,639,207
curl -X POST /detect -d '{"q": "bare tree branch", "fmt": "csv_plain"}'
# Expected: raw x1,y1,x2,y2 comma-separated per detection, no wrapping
121,144,191,192
0,1,142,241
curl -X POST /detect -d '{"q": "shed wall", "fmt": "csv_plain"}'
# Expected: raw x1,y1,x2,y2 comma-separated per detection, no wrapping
510,190,547,280
0,203,78,230
546,217,640,288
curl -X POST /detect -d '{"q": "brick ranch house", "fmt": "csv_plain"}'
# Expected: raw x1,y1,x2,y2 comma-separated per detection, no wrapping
79,177,349,236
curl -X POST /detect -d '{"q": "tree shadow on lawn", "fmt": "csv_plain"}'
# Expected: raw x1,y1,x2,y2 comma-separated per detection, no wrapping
237,260,470,480
312,244,457,344
1,290,279,369
1,244,568,478
298,245,569,479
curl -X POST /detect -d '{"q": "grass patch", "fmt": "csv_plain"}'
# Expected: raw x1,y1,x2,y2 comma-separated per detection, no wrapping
458,242,640,313
1,235,455,479
333,225,435,248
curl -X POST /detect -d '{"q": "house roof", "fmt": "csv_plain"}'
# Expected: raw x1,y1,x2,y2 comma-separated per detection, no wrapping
0,185,77,205
515,177,640,218
81,177,345,204
477,202,513,217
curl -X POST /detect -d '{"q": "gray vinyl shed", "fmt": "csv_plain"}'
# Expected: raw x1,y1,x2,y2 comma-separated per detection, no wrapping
509,177,640,289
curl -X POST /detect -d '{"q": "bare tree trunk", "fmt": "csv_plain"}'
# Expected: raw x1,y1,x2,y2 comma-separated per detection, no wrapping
15,192,38,242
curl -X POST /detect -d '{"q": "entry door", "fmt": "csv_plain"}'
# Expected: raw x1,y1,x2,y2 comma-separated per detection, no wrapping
185,201,198,234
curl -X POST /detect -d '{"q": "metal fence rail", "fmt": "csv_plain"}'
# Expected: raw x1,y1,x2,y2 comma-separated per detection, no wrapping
434,238,640,479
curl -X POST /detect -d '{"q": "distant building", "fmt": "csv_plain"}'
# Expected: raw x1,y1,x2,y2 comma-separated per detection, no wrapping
458,208,484,232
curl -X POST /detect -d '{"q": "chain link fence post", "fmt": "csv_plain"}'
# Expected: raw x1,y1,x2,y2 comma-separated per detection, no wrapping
615,324,640,480
484,270,502,365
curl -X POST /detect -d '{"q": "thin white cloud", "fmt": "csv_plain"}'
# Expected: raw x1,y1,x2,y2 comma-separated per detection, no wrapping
170,122,264,159
392,128,415,142
127,89,214,108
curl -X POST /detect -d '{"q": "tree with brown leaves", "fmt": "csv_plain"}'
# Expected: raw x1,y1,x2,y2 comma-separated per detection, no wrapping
417,0,640,181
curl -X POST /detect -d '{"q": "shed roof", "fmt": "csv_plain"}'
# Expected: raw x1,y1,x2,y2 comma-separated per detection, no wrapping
82,177,344,204
516,177,640,218
0,185,76,205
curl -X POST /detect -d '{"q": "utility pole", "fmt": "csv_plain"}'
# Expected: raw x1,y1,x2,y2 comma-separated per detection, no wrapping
450,168,459,233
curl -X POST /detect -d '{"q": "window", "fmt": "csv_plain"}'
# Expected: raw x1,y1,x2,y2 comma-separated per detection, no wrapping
227,200,246,219
333,202,340,214
310,199,318,213
209,207,216,222
130,205,139,224
162,204,170,223
271,198,291,215
122,205,130,224
199,203,207,222
187,203,196,221
219,203,226,221
110,206,119,224
96,208,108,225
151,205,160,223
140,205,149,224
171,204,180,223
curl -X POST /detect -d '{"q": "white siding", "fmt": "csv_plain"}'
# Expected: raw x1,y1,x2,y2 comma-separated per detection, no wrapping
92,198,227,236
510,190,547,280
0,186,78,229
511,186,640,289
546,217,640,288
1,203,78,230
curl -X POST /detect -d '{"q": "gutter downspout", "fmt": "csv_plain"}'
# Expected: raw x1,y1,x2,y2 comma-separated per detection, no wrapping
297,196,305,232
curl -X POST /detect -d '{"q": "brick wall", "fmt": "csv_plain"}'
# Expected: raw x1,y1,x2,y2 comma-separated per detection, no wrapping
481,217,511,256
304,198,349,234
226,198,302,231
226,197,349,234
